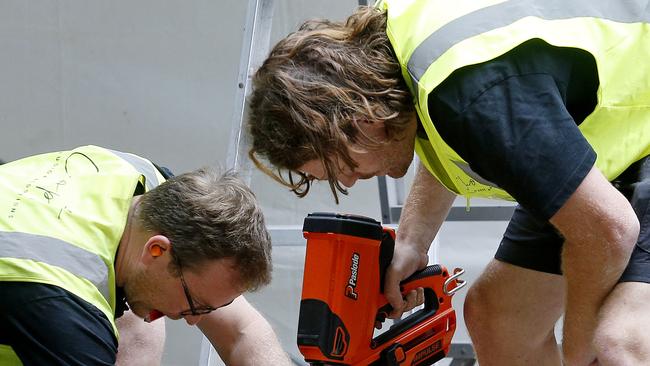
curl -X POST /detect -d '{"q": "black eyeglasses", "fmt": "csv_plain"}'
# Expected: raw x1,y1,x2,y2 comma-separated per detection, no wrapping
176,259,218,316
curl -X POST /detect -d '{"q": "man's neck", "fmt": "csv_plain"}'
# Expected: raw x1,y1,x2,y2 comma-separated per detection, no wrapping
114,196,142,287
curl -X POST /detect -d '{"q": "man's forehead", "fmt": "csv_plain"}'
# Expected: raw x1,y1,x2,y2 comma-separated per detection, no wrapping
194,259,244,293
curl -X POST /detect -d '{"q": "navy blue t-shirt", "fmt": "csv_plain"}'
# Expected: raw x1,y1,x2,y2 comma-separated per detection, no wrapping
427,38,599,220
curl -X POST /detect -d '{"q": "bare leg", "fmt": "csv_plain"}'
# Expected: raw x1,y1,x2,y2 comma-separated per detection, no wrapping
464,259,565,366
594,282,650,365
116,310,166,366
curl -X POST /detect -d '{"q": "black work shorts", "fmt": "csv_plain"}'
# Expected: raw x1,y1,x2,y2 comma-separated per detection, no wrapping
495,156,650,283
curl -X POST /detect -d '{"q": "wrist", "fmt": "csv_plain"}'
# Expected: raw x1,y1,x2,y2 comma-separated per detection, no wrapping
396,230,433,254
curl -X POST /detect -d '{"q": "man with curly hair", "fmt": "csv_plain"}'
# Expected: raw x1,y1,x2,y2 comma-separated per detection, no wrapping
247,1,650,365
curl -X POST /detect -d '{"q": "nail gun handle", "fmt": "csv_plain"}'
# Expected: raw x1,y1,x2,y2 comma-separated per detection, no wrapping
400,264,445,289
400,265,469,300
375,265,446,323
372,265,452,349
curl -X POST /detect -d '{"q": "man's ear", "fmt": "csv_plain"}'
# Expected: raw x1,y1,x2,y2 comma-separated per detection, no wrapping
142,235,172,264
352,120,388,152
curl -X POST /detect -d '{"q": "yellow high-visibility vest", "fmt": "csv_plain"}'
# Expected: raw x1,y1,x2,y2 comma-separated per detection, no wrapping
378,0,650,200
0,145,165,364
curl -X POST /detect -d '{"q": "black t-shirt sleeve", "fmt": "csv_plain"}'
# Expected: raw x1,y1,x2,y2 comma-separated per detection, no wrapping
428,61,596,220
0,282,117,365
153,163,175,179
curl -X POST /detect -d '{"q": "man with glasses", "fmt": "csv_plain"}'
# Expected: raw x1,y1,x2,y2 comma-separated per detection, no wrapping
0,145,290,365
177,257,225,317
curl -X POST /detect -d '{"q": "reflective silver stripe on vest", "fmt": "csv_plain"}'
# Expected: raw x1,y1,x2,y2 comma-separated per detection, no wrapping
453,161,499,188
108,149,160,190
0,231,110,301
407,0,650,82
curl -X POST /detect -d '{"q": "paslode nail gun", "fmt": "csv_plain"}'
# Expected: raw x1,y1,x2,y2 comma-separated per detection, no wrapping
297,213,465,366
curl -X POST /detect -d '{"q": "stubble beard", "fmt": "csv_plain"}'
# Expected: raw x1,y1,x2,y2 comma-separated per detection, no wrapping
387,139,415,178
123,269,152,319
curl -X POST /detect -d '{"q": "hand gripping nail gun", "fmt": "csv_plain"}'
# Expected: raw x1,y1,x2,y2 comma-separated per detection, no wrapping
297,213,465,366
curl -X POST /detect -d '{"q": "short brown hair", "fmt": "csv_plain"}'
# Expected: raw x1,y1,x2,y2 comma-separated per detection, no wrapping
137,168,272,291
248,6,414,202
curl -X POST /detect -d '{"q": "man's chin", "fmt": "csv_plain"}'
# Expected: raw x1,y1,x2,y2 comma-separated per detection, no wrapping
390,161,413,178
144,309,165,323
388,169,408,179
127,304,153,320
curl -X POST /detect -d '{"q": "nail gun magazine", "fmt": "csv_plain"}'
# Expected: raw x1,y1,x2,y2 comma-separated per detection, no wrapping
298,213,465,366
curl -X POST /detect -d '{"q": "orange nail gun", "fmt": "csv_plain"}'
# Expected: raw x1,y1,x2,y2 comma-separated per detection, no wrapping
297,213,465,366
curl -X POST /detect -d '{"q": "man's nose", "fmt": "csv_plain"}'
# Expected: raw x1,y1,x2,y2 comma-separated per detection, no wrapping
339,174,359,188
339,175,358,188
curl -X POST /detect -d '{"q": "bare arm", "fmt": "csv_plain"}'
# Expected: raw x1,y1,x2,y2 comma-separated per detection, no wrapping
197,296,291,366
116,310,166,366
385,162,456,317
550,166,639,365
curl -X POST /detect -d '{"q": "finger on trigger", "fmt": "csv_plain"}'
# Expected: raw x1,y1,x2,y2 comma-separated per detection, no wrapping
388,300,406,319
416,287,425,306
405,290,418,312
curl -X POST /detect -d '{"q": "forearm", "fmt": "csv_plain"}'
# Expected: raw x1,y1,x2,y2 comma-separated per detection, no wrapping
217,313,290,365
198,297,291,366
397,162,455,252
384,162,456,314
115,310,165,366
550,167,639,364
561,233,636,364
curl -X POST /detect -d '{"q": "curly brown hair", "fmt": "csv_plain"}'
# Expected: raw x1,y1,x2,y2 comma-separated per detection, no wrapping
248,6,414,203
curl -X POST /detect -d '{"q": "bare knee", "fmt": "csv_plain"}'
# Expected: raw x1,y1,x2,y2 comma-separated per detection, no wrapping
463,262,564,365
595,283,650,365
594,318,649,365
464,281,495,333
464,270,519,335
